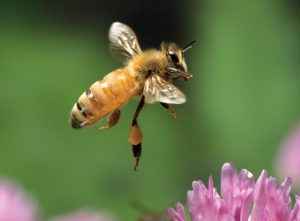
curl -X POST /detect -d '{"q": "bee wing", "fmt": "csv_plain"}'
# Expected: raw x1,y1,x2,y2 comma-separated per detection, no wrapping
109,22,142,64
143,75,186,104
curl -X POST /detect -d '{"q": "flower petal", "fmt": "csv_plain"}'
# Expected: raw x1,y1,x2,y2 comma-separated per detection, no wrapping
168,203,186,221
251,170,268,221
221,163,238,209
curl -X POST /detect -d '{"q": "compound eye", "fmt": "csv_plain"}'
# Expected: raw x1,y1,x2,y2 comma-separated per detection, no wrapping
167,51,179,64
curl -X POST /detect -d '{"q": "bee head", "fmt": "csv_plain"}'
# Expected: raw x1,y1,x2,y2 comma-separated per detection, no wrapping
161,40,195,72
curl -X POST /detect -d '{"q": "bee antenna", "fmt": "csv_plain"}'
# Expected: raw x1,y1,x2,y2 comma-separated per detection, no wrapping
182,40,196,53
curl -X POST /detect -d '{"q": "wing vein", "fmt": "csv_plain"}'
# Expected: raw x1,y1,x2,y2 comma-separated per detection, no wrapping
143,75,186,104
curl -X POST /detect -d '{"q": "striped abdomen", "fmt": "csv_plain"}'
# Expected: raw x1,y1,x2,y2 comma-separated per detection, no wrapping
70,69,138,128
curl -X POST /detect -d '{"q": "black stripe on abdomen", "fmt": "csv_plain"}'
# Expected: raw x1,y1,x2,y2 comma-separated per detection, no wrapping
77,102,89,117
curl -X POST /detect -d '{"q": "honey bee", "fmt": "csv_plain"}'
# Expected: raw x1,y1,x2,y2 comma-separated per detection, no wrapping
70,22,194,171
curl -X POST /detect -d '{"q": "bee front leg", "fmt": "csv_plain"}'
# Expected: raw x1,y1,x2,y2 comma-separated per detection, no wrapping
160,103,176,119
129,96,145,171
165,67,192,81
99,108,121,131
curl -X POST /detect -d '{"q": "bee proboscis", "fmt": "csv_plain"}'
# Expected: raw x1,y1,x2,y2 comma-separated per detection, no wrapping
70,22,194,171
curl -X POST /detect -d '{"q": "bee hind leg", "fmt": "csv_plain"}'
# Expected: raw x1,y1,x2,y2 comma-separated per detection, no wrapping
160,103,176,119
99,108,121,131
129,96,145,171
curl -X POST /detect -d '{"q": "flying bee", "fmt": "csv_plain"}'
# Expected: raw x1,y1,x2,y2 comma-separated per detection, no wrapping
70,22,194,171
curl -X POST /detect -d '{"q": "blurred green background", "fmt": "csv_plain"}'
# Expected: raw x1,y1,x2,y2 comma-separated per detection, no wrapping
0,0,300,220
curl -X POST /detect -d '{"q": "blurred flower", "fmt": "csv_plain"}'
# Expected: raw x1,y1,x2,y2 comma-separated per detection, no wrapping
0,179,116,221
277,122,300,187
168,163,300,221
0,181,38,221
49,210,114,221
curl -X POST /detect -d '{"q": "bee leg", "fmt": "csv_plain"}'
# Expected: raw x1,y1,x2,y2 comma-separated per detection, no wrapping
160,103,176,119
99,108,121,131
129,96,145,171
165,67,192,81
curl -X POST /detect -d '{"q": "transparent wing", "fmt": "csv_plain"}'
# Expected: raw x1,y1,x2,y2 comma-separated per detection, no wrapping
109,22,142,64
143,75,186,104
